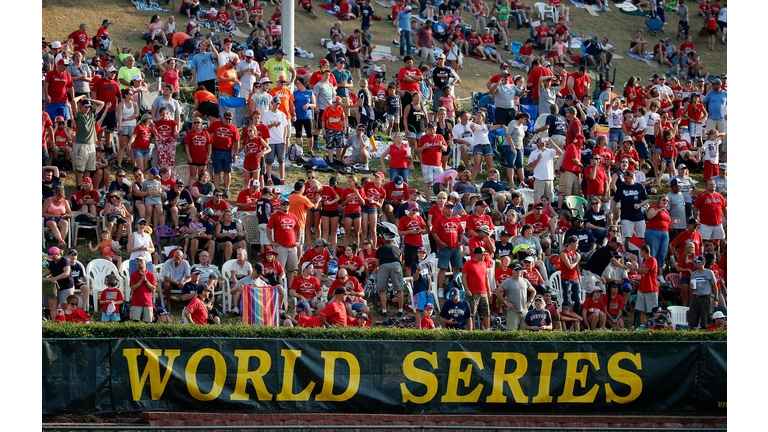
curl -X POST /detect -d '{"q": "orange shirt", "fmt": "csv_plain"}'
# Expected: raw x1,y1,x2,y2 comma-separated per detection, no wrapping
287,193,315,228
322,105,346,131
194,90,218,104
269,87,294,119
216,64,238,95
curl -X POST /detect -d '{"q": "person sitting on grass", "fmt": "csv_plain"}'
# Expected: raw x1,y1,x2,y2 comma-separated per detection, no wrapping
524,295,552,331
558,303,582,331
98,274,124,323
581,286,607,330
62,294,92,323
184,284,221,325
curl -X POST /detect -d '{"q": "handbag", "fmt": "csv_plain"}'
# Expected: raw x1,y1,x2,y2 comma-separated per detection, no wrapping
42,278,59,298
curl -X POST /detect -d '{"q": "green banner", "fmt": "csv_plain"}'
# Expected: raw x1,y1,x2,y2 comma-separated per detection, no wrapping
42,339,727,414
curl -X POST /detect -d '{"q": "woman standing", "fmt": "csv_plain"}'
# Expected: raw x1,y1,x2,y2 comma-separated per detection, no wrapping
292,78,316,153
470,111,506,182
489,72,519,129
378,132,411,183
503,112,530,187
347,79,376,138
158,58,186,100
127,114,155,174
320,177,342,253
341,176,366,248
402,91,427,165
42,186,73,249
127,218,156,275
116,88,139,168
361,173,386,244
67,51,92,98
645,195,679,269
435,107,454,170
674,242,696,307
42,247,74,317
444,35,462,71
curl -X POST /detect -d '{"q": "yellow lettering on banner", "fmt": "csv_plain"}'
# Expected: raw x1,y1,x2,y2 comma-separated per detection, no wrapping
123,348,180,401
605,352,643,404
441,352,484,403
316,352,361,401
487,353,529,403
557,352,600,403
231,350,274,401
400,352,439,404
276,349,315,401
185,349,227,401
532,353,558,403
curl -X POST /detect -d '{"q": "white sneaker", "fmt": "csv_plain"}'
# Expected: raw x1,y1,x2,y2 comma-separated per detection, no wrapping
232,307,240,315
284,161,293,167
438,288,445,298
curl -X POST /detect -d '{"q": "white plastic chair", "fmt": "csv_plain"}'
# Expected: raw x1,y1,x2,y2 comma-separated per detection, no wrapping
534,2,558,21
71,211,100,247
548,271,563,307
43,217,72,249
85,259,125,312
153,262,166,306
516,188,535,212
174,164,190,183
221,259,239,312
667,306,689,330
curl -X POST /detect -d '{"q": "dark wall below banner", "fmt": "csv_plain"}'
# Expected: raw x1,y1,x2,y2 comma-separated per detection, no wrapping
42,338,727,414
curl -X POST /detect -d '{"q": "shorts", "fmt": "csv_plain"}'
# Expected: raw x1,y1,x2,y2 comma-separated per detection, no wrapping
345,212,361,219
408,131,425,140
689,121,703,138
404,243,420,267
133,149,151,159
414,290,430,311
437,246,463,270
102,312,121,321
119,125,134,136
707,29,717,36
473,144,493,155
96,110,117,131
265,142,285,164
621,219,646,239
321,209,339,218
309,208,321,215
506,310,526,330
198,100,220,118
242,160,261,172
609,128,625,143
258,223,269,244
483,46,497,56
420,47,435,64
653,146,663,153
661,156,674,164
56,146,70,156
558,171,581,197
108,213,128,225
699,223,725,240
387,114,400,124
361,205,376,215
74,143,96,172
681,276,690,286
46,103,71,121
294,118,313,138
347,301,367,312
468,293,490,317
635,291,658,313
536,38,548,46
348,54,361,69
130,305,154,322
422,164,443,184
211,149,233,173
325,129,345,149
275,244,299,271
42,287,75,305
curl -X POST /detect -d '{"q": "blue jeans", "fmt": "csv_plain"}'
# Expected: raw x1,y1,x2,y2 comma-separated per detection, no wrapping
389,167,409,184
510,10,522,26
400,30,412,56
591,228,607,245
562,279,581,311
644,229,669,269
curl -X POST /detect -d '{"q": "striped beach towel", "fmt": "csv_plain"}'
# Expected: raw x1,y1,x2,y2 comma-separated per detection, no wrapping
241,285,280,326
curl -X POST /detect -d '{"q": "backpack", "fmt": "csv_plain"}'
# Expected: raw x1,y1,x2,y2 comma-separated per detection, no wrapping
120,300,132,322
288,141,304,162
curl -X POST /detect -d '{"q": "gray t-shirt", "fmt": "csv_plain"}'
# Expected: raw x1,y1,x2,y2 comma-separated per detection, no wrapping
253,91,272,117
142,179,163,206
667,175,697,203
712,175,727,195
347,133,366,158
602,263,628,282
313,81,336,111
666,191,686,229
499,277,533,311
493,84,523,109
151,96,181,120
67,63,92,94
515,235,542,253
161,259,191,283
538,86,557,117
507,121,527,149
690,269,717,297
678,4,688,22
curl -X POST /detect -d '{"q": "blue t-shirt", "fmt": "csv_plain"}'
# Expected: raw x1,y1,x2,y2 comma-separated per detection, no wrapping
332,69,353,97
386,95,401,116
181,281,198,307
612,183,648,222
190,52,217,82
564,227,596,253
293,89,314,120
495,241,514,258
410,262,430,294
524,308,552,329
70,261,85,287
545,114,568,136
361,5,375,28
439,299,471,329
397,11,412,31
453,182,478,196
481,180,510,195
702,90,727,120
108,181,131,200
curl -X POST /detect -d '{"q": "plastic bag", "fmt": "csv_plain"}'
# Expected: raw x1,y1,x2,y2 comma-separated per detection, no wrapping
106,302,116,315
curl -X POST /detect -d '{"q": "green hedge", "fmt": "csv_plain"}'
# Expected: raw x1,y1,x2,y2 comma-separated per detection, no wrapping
42,322,727,341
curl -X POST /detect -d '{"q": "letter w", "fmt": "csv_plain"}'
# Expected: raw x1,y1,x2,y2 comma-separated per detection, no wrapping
123,349,181,401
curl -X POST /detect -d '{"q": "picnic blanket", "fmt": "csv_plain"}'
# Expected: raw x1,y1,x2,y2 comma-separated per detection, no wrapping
506,58,528,71
568,0,612,13
627,52,654,62
241,285,280,326
319,4,356,19
371,51,396,62
131,0,170,13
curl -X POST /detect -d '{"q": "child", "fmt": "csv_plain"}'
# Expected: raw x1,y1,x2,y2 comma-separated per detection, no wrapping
630,108,647,156
50,116,74,170
98,274,124,322
635,162,657,195
154,107,180,170
63,294,92,323
420,303,441,329
88,229,123,269
411,247,432,327
605,281,625,330
439,86,457,124
143,167,164,228
558,303,582,331
182,211,206,256
385,85,401,136
159,166,174,202
241,122,270,189
581,287,607,330
657,129,678,187
504,209,521,236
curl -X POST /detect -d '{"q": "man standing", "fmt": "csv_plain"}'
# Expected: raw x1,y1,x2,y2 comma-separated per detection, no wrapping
417,121,447,203
557,136,584,211
431,201,466,296
161,250,191,311
564,107,583,145
375,239,405,316
207,111,240,197
216,55,240,98
397,56,424,95
426,54,459,112
416,20,435,69
439,288,471,330
584,153,610,204
91,67,121,154
151,84,182,123
266,199,301,287
687,255,717,330
397,6,414,58
702,78,726,133
452,111,475,168
263,49,296,89
693,178,727,248
462,247,492,330
72,96,105,189
263,97,289,182
190,39,220,93
527,136,562,202
237,50,261,100
635,245,659,325
559,236,582,312
44,59,75,123
129,256,157,323
346,30,364,82
613,171,649,249
288,181,321,260
496,262,536,330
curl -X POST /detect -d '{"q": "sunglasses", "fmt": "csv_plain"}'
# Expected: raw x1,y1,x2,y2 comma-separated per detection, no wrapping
214,194,223,197
193,121,201,124
224,117,233,120
591,202,600,205
70,302,78,306
307,176,315,180
138,222,147,225
117,174,125,178
438,197,446,200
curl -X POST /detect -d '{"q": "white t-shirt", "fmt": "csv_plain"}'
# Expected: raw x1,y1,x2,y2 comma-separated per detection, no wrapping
326,41,346,56
452,122,475,147
632,116,647,135
703,139,720,164
236,60,261,91
262,109,288,144
608,108,623,128
472,123,490,145
644,111,660,135
217,50,237,68
528,148,557,181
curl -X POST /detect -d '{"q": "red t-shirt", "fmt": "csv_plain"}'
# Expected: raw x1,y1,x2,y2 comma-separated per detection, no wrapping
129,270,157,307
639,257,658,293
267,211,300,247
606,294,623,316
615,148,640,172
559,249,580,280
154,119,177,140
523,267,541,285
338,254,366,274
290,275,322,298
466,213,493,234
660,138,677,159
322,105,345,131
675,138,689,152
495,267,513,285
582,296,606,316
45,70,73,103
584,165,608,196
462,258,489,294
361,248,377,273
560,143,582,173
398,67,422,93
670,230,702,258
320,185,340,211
236,188,262,208
93,79,121,111
243,125,270,163
383,181,410,202
53,129,69,147
362,183,386,207
341,187,364,214
519,45,533,56
480,34,494,46
64,308,91,323
504,221,520,236
330,277,364,303
526,65,553,99
467,236,494,267
694,191,726,226
184,130,213,164
420,315,436,329
592,147,614,170
42,112,53,147
69,30,89,52
398,214,426,247
99,287,124,314
468,35,482,49
318,300,348,326
187,296,209,324
346,35,361,57
309,72,338,87
430,215,464,249
524,213,549,234
217,11,231,24
96,27,109,40
132,124,154,150
263,260,285,277
646,205,671,231
371,85,387,99
417,133,446,167
297,315,323,327
301,247,331,272
207,120,240,151
566,72,591,100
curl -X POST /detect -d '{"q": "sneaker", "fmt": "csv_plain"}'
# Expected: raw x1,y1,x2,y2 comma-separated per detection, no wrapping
223,189,231,199
246,23,253,28
284,161,292,167
267,178,274,185
397,310,404,317
280,179,286,185
438,287,445,298
233,307,241,316
379,309,388,316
